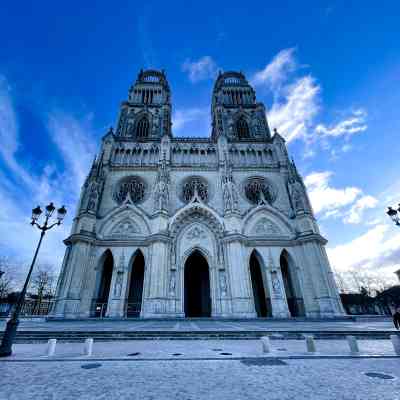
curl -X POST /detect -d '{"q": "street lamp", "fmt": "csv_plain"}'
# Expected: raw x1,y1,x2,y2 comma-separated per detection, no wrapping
386,204,400,226
0,203,66,357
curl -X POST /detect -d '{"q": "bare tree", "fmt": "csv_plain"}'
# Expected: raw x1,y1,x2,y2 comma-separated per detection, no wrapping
31,264,56,302
0,256,16,299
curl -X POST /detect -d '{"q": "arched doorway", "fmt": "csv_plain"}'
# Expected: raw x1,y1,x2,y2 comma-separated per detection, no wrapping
249,251,270,317
280,250,305,317
184,250,211,317
93,250,114,317
126,250,145,318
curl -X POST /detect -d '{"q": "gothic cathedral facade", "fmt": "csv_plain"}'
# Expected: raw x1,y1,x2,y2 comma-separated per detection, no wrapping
52,70,344,319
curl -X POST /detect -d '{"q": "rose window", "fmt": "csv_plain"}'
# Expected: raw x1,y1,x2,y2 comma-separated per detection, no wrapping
181,176,209,203
244,177,274,205
113,176,146,204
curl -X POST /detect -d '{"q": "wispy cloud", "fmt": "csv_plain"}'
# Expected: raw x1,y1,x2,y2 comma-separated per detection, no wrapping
251,49,368,152
251,48,297,90
315,109,367,138
0,75,35,188
0,74,98,275
304,171,361,217
182,56,218,83
328,223,400,274
172,107,209,137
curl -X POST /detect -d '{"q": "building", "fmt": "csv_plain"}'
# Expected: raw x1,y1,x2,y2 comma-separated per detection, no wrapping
52,69,344,319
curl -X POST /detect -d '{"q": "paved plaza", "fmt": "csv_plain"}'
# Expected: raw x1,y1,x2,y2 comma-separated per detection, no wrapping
1,356,399,400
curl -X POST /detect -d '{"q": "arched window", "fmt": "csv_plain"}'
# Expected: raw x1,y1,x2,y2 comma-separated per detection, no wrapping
136,117,149,139
237,117,250,139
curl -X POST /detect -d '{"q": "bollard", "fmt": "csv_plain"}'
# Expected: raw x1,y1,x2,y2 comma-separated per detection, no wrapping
305,335,316,353
84,338,94,356
47,339,57,356
390,335,400,356
346,335,359,354
261,336,271,353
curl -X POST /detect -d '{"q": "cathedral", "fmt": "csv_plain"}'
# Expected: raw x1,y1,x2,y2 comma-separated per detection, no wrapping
52,69,344,319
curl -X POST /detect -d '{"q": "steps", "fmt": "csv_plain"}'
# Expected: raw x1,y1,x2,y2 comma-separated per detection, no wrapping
14,330,398,343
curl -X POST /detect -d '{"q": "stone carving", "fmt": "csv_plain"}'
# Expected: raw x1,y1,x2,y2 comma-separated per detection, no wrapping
271,271,281,295
109,219,138,238
289,181,306,213
153,154,170,212
181,176,209,203
87,181,100,212
186,225,207,240
221,156,239,214
114,176,146,204
219,270,228,297
113,252,126,297
252,218,281,235
169,270,176,295
244,177,275,205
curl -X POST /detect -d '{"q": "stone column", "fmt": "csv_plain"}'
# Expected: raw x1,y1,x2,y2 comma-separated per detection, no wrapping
106,249,129,318
264,249,290,318
225,236,256,318
142,240,169,317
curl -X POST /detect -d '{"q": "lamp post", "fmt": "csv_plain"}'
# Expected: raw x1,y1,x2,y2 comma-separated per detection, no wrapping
386,204,400,227
0,203,66,357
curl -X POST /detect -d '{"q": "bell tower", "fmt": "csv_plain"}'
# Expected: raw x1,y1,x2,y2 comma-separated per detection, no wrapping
116,69,172,140
211,71,271,141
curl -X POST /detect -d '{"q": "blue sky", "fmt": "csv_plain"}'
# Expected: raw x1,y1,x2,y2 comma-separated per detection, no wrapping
1,1,400,287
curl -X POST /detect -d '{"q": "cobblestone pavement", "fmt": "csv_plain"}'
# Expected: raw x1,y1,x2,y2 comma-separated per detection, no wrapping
0,317,396,332
1,357,399,400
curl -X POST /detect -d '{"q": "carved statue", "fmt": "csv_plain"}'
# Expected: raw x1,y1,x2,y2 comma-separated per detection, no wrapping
114,272,123,297
87,182,100,212
221,157,239,213
271,271,281,294
219,270,227,296
169,271,176,295
154,155,170,212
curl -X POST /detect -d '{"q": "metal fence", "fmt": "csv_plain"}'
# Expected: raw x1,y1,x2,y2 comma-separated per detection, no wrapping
0,300,55,317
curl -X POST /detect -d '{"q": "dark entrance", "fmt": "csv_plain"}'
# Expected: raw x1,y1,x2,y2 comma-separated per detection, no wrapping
94,250,113,317
249,252,269,317
184,251,211,317
127,251,145,318
280,252,304,317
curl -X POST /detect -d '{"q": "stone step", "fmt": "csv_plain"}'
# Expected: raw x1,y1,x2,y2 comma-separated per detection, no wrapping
13,330,399,342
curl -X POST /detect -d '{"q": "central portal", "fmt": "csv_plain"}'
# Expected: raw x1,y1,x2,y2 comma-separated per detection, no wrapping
184,250,211,317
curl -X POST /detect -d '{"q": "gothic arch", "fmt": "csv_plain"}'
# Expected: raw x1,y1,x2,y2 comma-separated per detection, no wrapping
97,204,151,239
248,249,271,317
280,249,305,317
126,249,146,317
243,205,295,237
232,112,252,139
132,111,152,139
169,202,225,241
92,249,114,317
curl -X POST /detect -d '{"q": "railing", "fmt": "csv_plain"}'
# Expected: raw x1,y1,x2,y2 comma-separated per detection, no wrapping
125,302,141,318
287,297,305,317
91,302,108,318
0,300,55,317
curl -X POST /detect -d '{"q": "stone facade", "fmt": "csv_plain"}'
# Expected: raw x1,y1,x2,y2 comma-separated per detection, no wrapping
52,69,344,319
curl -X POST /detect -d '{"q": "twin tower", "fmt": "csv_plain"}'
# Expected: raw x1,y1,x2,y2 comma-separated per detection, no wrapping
52,69,344,320
117,69,270,141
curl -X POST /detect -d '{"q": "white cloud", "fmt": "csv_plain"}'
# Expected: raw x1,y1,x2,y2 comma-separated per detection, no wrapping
47,112,97,197
182,56,218,83
343,195,379,224
172,107,209,136
304,171,361,216
0,75,35,188
268,76,320,142
328,224,400,275
0,75,98,278
251,48,297,89
315,109,367,138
